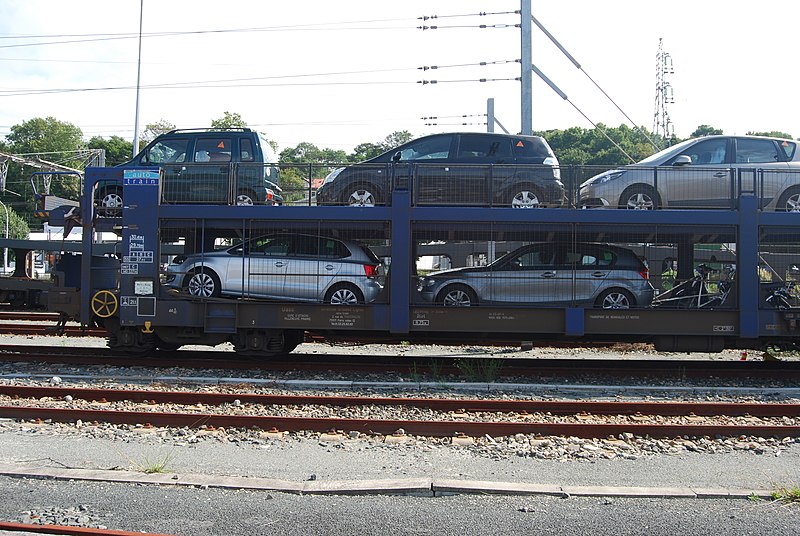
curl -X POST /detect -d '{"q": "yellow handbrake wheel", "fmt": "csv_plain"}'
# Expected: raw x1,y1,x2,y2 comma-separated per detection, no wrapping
91,289,119,318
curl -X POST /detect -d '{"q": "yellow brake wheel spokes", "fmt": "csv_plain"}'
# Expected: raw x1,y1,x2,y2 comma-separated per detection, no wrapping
91,290,119,318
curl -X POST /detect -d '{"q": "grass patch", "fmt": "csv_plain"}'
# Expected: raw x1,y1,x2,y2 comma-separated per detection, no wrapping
771,485,800,505
455,358,504,382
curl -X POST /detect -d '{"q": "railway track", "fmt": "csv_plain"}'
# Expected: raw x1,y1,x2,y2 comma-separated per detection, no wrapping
1,344,799,380
1,385,798,440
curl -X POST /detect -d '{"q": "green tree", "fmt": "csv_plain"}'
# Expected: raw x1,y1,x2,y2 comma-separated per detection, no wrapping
140,119,176,148
349,142,384,162
747,130,794,140
380,130,413,151
87,135,133,166
0,205,30,239
691,125,723,137
211,111,247,129
5,117,84,211
537,124,657,166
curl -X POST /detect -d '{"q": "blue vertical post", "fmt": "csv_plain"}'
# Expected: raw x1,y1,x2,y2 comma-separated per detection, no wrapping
738,195,759,338
390,166,412,334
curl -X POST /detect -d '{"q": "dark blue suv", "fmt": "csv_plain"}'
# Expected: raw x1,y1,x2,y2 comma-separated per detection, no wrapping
96,128,282,212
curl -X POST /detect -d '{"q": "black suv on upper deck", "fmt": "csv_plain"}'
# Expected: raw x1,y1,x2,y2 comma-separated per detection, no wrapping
315,132,564,207
96,128,282,211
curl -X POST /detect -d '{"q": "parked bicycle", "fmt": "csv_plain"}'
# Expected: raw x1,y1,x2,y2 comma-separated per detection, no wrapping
652,264,735,309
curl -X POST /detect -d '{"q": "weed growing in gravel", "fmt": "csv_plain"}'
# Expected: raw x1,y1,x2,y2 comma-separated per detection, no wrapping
455,358,504,382
771,485,800,505
137,451,173,474
428,359,445,380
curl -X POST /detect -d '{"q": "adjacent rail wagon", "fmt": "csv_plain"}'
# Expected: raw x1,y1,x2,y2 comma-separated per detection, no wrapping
2,162,800,356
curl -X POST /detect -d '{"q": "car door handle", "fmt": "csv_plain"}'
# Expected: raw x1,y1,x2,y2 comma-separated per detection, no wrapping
591,271,607,277
274,261,286,268
541,271,557,278
713,172,728,178
325,264,335,271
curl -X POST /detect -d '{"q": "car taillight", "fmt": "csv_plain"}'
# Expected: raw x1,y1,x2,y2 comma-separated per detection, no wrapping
364,264,378,278
639,267,649,279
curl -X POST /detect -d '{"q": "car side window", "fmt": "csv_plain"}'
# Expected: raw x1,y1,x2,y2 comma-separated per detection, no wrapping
256,236,290,256
510,246,555,269
240,138,254,162
736,138,780,163
195,138,232,163
146,139,188,164
679,139,728,165
457,135,512,160
318,238,349,259
397,136,452,161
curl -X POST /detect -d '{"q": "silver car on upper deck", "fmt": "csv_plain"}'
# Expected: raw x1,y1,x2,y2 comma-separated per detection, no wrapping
580,135,800,211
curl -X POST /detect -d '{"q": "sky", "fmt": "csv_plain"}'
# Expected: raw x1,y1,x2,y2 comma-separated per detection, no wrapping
1,0,798,156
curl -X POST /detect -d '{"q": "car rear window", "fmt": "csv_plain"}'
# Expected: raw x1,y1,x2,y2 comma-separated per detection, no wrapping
512,138,552,160
779,139,797,160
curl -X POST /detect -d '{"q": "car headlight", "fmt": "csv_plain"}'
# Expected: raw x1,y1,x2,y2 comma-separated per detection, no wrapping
582,170,625,187
417,278,436,291
322,167,344,186
543,156,560,180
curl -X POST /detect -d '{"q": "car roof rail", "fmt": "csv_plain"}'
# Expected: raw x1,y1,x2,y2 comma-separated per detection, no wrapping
165,127,252,134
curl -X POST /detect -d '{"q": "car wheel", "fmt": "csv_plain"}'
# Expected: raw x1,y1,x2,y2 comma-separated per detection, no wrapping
98,187,123,214
510,184,543,208
235,190,256,206
344,185,382,207
185,268,222,298
776,188,800,212
619,185,659,210
325,284,364,305
596,288,635,309
438,284,477,307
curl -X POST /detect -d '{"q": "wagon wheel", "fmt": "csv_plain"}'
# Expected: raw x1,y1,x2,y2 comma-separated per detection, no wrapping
91,289,119,318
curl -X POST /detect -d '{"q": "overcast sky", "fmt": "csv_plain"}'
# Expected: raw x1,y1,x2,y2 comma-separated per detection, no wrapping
1,1,796,154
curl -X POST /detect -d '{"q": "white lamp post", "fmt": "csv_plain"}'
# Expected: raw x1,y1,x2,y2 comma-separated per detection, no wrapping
0,199,8,273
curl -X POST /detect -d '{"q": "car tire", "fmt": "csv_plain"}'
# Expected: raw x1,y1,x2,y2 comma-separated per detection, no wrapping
343,184,382,207
438,284,477,307
324,284,364,305
776,187,800,212
619,185,659,210
97,186,123,215
596,288,635,309
185,268,222,298
509,183,544,208
235,190,257,206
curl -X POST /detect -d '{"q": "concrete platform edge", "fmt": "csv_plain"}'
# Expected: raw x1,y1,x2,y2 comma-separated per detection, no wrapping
0,463,776,500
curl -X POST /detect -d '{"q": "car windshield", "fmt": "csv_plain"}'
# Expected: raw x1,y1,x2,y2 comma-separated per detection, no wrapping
636,138,698,165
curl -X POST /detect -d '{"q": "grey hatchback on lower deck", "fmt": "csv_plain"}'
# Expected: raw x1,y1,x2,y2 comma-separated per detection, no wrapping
417,242,654,308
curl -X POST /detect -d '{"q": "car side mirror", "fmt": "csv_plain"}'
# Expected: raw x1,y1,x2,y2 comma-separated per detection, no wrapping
672,155,692,166
392,151,402,162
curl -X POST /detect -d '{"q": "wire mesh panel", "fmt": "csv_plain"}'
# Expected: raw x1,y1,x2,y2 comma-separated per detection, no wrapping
413,224,658,309
313,164,393,206
161,163,231,204
759,229,800,309
409,163,565,208
759,169,800,212
161,219,389,305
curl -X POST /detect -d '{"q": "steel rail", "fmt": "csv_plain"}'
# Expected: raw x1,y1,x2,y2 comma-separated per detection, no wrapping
1,406,798,439
1,344,799,379
3,385,800,417
0,520,174,535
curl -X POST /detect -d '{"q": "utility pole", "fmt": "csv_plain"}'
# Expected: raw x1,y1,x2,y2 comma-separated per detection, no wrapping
520,0,532,135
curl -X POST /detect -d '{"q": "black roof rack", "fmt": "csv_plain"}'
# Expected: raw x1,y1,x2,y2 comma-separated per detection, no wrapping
165,128,252,134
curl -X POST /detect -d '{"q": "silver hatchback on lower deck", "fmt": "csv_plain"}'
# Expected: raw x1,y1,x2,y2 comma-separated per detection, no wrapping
165,233,384,305
418,242,654,308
